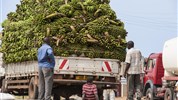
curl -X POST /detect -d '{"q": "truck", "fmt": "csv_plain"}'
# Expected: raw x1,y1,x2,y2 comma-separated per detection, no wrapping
142,53,164,99
1,56,121,100
143,37,177,100
0,53,5,88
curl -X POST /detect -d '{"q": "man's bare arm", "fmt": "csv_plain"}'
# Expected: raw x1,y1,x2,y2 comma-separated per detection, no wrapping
124,63,130,77
94,94,99,100
82,94,85,100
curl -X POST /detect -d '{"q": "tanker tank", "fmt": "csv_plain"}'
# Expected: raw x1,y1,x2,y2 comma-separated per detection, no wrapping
163,37,178,76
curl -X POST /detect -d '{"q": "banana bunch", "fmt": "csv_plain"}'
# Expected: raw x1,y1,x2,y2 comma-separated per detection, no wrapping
86,6,96,13
3,48,37,63
83,0,97,13
1,0,127,63
70,0,82,10
58,4,74,17
97,4,116,19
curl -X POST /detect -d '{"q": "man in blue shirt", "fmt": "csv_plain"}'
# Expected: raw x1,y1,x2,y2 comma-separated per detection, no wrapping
37,37,55,100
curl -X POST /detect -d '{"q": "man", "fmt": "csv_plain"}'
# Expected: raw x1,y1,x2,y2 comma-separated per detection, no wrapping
103,85,115,100
37,37,55,100
82,76,99,100
124,41,142,100
103,90,115,100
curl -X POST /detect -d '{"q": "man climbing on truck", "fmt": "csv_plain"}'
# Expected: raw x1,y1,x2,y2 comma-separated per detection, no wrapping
124,41,142,100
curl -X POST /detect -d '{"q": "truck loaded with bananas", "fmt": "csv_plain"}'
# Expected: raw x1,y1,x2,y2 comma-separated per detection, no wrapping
1,0,126,99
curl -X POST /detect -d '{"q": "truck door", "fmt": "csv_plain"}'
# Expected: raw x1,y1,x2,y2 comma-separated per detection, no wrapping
144,58,156,83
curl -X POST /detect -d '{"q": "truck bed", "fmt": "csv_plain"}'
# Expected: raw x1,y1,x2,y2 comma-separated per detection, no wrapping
5,57,120,78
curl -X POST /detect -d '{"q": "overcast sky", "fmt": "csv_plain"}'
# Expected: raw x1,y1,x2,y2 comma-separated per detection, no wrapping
0,0,177,57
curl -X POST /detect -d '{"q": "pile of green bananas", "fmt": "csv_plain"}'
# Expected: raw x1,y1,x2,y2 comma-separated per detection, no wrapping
1,0,127,63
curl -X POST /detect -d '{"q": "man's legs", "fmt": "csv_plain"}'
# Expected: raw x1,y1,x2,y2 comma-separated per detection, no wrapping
38,67,45,100
134,74,141,100
42,68,54,100
127,74,134,100
109,89,115,100
103,89,109,100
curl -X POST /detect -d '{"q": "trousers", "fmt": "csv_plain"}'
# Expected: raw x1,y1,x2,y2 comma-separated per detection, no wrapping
127,74,141,100
38,67,54,100
103,89,115,100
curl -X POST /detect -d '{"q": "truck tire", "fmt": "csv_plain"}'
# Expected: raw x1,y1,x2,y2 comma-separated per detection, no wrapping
98,88,103,100
1,79,7,93
0,78,3,88
146,88,153,100
28,77,38,99
53,94,61,100
164,88,174,100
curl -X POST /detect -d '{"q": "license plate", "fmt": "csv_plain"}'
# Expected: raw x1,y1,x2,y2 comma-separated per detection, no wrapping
75,76,87,80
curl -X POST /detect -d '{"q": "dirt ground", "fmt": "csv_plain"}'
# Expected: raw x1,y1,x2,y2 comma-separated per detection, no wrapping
115,97,127,100
15,96,127,100
16,96,147,100
60,96,146,100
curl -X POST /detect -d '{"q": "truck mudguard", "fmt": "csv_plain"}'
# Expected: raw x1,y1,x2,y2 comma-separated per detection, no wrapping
144,80,155,95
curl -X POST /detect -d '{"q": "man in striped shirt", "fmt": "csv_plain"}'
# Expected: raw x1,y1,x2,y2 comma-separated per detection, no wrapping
82,77,99,100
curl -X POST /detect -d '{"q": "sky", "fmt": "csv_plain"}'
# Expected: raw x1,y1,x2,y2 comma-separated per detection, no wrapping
0,0,177,57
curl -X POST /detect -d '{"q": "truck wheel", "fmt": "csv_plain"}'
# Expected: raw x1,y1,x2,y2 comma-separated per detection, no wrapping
1,79,7,93
98,88,103,100
164,88,173,100
28,77,38,99
0,78,3,88
146,88,153,100
53,94,61,100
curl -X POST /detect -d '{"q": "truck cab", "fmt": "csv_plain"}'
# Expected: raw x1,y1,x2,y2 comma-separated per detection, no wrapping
143,53,164,99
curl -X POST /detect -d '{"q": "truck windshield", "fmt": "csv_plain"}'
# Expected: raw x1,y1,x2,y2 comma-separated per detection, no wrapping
147,59,156,70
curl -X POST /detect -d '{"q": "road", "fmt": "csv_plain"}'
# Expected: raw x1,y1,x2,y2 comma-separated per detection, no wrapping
116,97,127,100
64,96,128,100
15,96,127,100
16,96,148,100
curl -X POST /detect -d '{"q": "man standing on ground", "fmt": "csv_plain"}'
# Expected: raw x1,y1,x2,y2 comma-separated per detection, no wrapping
82,76,99,100
37,37,55,100
124,41,142,100
103,85,115,100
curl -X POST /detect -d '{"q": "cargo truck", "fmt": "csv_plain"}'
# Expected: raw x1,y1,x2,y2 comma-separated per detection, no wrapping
143,37,178,100
0,53,5,88
1,56,120,100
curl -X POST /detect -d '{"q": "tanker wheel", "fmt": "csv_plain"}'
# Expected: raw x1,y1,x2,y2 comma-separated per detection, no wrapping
28,77,38,99
164,88,173,100
1,79,7,93
146,88,153,100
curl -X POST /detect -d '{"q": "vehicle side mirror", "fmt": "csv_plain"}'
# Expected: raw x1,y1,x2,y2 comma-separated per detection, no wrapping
144,58,148,65
144,69,147,73
144,70,151,73
144,62,147,67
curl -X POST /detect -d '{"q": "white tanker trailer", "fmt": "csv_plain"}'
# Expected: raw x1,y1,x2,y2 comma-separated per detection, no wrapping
161,37,178,100
163,37,178,76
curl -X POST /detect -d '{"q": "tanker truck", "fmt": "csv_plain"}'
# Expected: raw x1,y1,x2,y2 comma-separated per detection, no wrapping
161,37,178,100
143,37,178,100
